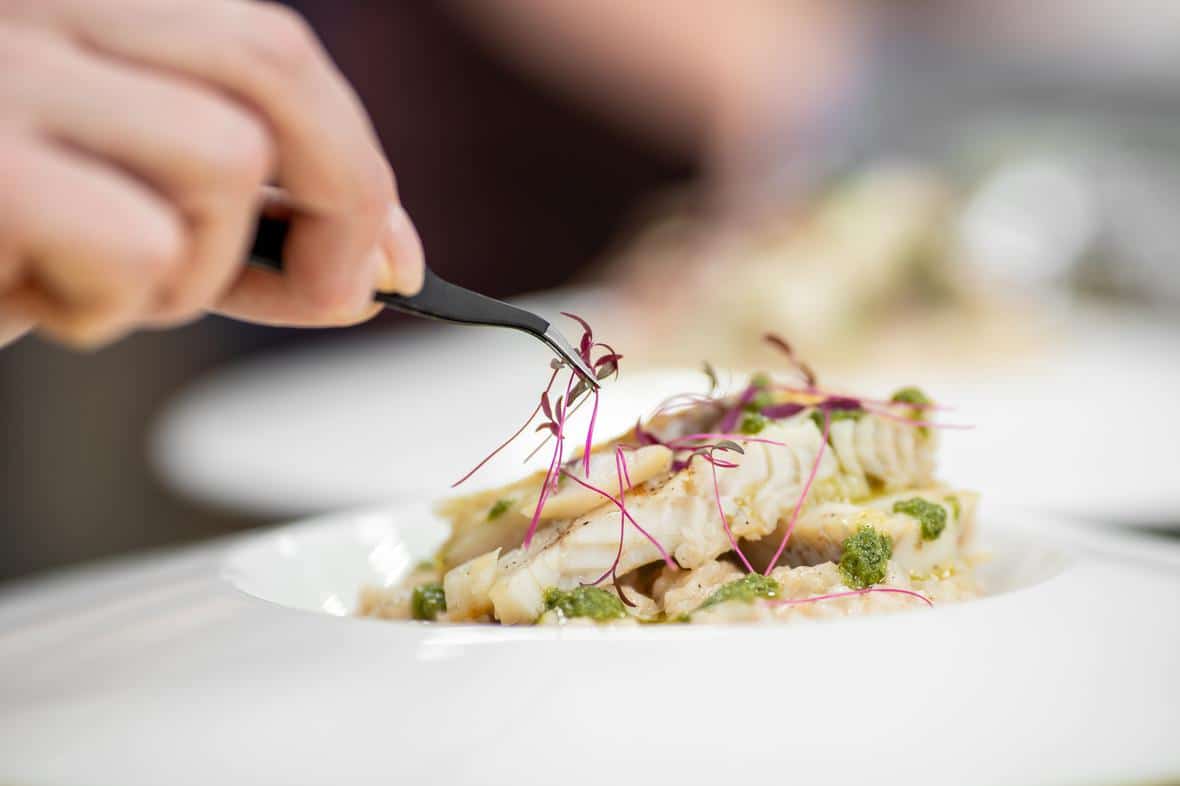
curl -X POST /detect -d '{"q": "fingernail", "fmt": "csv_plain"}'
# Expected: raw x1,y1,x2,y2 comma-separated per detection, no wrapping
375,204,425,295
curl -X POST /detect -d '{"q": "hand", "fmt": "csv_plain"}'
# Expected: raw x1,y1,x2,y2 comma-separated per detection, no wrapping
0,0,424,349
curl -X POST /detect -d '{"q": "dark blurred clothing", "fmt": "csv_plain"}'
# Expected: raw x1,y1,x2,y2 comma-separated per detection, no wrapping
298,1,693,299
0,2,693,581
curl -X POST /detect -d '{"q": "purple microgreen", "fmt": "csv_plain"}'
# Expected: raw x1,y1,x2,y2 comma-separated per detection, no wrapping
560,311,594,344
702,362,720,396
703,446,754,573
582,388,600,476
761,402,806,419
523,371,577,548
767,587,932,609
718,386,757,433
633,419,662,447
560,467,676,569
452,366,561,487
763,408,830,574
763,332,817,387
818,395,863,412
863,406,974,431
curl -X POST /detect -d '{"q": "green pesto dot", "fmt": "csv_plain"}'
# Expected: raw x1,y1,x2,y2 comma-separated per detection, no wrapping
890,386,932,406
411,582,447,621
893,497,947,541
739,412,768,435
839,524,893,589
487,498,514,521
750,372,772,389
745,390,775,413
700,573,781,609
543,586,626,621
809,408,863,433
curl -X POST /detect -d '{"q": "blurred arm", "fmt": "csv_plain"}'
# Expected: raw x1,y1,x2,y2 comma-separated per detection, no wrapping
449,0,866,170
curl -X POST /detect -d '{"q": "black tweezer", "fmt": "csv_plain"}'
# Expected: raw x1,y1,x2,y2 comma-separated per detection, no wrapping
249,214,598,389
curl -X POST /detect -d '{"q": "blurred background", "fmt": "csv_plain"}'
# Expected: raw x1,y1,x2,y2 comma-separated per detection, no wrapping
3,0,1179,583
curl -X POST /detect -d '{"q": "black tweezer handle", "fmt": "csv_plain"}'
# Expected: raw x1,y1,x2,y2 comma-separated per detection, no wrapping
249,214,549,334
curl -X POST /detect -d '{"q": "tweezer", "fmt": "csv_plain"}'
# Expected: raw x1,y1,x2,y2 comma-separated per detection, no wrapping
248,214,598,388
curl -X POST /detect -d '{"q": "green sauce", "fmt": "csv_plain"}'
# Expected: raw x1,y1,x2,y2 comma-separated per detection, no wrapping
543,586,626,621
839,524,893,589
890,386,932,438
411,582,447,621
809,408,863,433
749,372,772,390
890,386,932,406
746,390,774,413
739,412,768,435
893,497,947,541
742,373,775,414
487,498,514,521
700,573,781,609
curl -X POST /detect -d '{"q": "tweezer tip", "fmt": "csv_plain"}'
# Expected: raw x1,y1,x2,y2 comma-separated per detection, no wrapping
542,325,599,389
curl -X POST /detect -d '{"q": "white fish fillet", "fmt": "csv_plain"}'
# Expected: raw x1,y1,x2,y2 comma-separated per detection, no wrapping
487,416,835,623
385,387,967,626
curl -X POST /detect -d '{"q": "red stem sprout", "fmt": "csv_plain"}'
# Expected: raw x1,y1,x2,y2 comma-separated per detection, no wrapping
762,408,830,574
768,586,933,608
559,467,677,569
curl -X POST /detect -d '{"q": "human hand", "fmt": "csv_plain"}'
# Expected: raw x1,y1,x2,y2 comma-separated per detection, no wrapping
0,0,424,349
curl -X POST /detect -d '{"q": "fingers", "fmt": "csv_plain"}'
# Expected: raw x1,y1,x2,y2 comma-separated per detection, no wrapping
215,197,423,326
0,135,184,346
49,0,419,314
1,0,426,341
24,34,275,326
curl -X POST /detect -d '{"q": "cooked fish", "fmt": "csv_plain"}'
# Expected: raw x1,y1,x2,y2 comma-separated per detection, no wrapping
358,374,983,627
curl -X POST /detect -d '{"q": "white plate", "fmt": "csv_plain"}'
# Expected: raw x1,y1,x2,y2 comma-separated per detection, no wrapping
151,290,1180,525
150,288,615,516
1,505,1178,786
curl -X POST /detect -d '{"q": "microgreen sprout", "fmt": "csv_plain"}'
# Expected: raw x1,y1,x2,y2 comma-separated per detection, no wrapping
761,402,806,419
692,441,755,573
582,446,645,605
768,587,932,609
702,362,720,396
559,463,677,571
762,407,831,574
763,333,817,388
451,314,621,550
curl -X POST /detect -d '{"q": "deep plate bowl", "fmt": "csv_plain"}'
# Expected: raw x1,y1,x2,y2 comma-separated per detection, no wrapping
221,503,1069,620
2,505,1178,786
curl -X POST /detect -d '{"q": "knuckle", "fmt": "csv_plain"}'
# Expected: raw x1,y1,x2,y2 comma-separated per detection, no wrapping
127,209,185,282
201,105,275,187
350,164,396,221
247,3,322,74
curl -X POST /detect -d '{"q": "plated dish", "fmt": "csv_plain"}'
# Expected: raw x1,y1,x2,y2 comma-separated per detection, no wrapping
610,164,1045,373
360,329,981,626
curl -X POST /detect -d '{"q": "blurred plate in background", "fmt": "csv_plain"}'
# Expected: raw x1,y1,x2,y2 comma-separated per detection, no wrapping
152,288,1180,527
